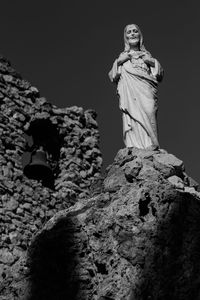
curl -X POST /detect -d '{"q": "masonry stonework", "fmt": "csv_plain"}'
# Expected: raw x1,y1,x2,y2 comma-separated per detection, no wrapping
0,55,102,299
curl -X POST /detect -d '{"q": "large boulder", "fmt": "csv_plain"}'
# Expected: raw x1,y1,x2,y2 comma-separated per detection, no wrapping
25,147,200,300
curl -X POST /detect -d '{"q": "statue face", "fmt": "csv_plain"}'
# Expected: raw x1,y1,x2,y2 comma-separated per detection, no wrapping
125,25,140,48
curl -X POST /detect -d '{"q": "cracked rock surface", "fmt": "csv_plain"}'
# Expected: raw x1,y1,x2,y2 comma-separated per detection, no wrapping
26,147,200,300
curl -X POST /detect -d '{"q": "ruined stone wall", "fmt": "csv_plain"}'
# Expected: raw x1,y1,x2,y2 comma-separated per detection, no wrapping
0,56,102,299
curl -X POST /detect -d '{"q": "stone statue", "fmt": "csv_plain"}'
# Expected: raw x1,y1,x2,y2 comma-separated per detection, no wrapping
109,24,164,149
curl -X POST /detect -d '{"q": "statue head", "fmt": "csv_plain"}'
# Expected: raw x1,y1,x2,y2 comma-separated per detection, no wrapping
124,24,146,52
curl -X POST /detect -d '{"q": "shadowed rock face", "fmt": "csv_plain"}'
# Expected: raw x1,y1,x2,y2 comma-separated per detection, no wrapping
26,147,200,300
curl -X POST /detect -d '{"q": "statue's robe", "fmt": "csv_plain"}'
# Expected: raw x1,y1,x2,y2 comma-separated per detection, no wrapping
109,57,163,149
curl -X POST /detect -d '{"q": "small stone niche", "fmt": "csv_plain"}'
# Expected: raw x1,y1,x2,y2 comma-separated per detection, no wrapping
23,118,61,188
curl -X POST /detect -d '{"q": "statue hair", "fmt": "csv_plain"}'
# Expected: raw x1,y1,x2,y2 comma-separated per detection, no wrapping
124,24,149,53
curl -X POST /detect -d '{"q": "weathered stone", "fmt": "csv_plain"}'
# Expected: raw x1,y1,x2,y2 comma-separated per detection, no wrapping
123,158,142,182
9,232,21,244
3,74,13,82
184,186,200,197
186,175,199,190
168,175,184,190
5,199,19,211
153,159,176,178
138,164,163,182
103,165,127,192
154,153,184,171
0,249,15,265
21,203,32,211
82,136,97,149
24,148,200,300
114,148,133,165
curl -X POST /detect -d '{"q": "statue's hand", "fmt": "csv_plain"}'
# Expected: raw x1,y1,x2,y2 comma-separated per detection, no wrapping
117,52,131,66
142,54,155,67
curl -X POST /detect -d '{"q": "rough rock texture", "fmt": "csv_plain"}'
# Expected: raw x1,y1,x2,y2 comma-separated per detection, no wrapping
0,55,102,299
25,147,200,300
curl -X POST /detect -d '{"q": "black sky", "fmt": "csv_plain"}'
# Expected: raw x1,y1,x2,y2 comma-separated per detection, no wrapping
1,1,200,182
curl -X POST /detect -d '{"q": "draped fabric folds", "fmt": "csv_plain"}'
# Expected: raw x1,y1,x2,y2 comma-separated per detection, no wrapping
109,58,163,149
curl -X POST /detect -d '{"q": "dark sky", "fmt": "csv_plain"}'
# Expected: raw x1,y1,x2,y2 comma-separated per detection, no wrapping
1,1,200,182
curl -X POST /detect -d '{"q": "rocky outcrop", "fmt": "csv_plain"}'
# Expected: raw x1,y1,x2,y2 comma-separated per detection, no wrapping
1,53,200,300
25,147,200,300
0,56,102,299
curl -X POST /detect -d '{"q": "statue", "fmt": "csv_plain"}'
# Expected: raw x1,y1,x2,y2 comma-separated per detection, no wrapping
109,24,164,149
